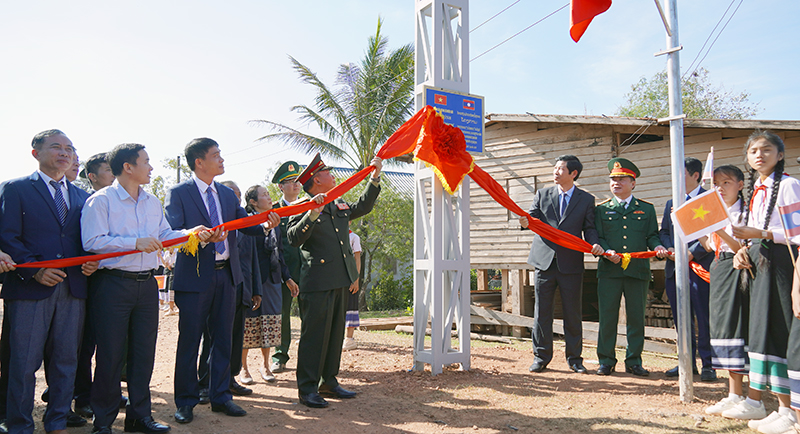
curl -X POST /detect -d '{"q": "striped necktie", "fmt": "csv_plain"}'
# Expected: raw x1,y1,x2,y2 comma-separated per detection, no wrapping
50,180,68,225
205,187,226,255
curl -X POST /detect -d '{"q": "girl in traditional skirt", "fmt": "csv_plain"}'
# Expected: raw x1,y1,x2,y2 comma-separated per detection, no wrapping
787,257,800,433
723,131,800,433
701,164,749,415
239,185,299,384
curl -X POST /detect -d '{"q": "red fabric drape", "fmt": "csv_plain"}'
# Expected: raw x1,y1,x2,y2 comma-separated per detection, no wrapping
570,0,612,42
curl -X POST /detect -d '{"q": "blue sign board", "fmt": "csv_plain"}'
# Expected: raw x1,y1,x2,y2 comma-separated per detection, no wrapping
424,86,484,153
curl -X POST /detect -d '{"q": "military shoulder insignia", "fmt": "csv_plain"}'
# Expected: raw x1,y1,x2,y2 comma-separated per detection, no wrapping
637,198,653,205
291,197,311,205
336,203,350,210
598,198,612,205
633,210,645,214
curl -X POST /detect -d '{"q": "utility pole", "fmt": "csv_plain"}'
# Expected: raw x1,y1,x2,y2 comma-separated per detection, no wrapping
177,155,182,183
655,0,692,402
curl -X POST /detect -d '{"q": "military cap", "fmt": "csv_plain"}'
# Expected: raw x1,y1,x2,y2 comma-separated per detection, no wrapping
271,160,302,184
297,153,332,191
607,157,640,179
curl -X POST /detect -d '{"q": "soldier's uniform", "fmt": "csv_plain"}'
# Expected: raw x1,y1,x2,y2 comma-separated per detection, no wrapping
595,158,662,373
270,161,303,369
287,154,380,403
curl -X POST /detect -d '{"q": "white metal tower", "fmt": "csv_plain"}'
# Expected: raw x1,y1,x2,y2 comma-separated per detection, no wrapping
412,0,471,375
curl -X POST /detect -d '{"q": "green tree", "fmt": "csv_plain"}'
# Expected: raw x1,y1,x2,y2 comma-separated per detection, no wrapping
616,68,761,120
146,157,191,204
250,17,414,169
250,18,415,309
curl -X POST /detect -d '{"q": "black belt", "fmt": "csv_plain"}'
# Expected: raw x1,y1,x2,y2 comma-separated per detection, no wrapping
215,260,229,270
100,268,155,282
719,251,735,260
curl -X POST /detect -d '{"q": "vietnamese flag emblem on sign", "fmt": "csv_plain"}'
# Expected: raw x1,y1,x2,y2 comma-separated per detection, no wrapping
434,94,447,105
672,189,731,242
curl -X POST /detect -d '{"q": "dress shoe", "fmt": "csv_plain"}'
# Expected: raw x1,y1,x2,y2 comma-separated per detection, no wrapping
270,362,286,373
0,418,7,434
198,388,210,405
174,406,194,424
528,361,546,373
318,384,357,399
700,367,717,382
124,416,171,433
66,410,88,427
229,380,253,396
569,363,588,374
299,392,329,408
596,364,615,376
210,400,247,417
625,365,650,376
92,427,112,434
75,403,94,418
665,365,699,377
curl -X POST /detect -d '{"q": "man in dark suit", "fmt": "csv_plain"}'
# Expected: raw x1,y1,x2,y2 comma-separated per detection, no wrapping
595,158,668,377
287,153,381,409
0,129,98,434
164,138,279,424
520,155,604,374
659,157,716,381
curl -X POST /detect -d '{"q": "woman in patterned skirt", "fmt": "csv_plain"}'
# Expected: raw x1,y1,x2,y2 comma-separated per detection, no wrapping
239,185,299,384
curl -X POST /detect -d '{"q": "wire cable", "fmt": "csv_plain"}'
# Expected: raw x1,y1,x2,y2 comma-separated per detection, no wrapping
681,0,738,80
684,0,743,80
470,0,521,33
471,3,569,62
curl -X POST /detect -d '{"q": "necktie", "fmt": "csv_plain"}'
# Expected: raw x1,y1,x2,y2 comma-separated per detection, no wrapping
560,193,568,218
50,180,68,225
206,187,226,255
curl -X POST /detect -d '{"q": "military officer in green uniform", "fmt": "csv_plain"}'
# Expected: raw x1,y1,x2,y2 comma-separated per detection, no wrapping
287,153,382,408
269,161,303,373
595,157,668,377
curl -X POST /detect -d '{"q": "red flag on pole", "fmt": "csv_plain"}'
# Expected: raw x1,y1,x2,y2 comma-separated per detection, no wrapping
570,0,612,42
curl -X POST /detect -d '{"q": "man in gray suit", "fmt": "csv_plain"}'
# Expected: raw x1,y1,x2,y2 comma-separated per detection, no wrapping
520,155,604,374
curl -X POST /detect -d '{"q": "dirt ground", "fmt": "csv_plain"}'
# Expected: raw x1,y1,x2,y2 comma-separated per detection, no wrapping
26,314,775,434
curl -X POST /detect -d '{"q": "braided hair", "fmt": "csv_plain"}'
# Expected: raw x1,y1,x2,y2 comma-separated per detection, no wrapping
713,164,745,223
742,130,785,229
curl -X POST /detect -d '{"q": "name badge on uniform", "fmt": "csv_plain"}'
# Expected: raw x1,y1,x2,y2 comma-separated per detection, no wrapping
633,210,645,214
336,203,350,210
605,211,616,214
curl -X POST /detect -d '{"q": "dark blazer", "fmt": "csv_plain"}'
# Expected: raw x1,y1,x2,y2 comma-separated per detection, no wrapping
257,228,291,285
659,189,713,277
164,179,264,293
596,196,662,281
526,185,600,274
287,181,380,292
237,231,262,307
0,172,90,300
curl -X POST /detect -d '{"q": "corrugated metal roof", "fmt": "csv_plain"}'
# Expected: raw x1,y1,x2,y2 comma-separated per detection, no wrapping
486,113,800,130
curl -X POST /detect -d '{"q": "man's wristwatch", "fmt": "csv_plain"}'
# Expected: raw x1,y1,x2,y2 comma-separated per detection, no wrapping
762,230,768,239
370,175,381,183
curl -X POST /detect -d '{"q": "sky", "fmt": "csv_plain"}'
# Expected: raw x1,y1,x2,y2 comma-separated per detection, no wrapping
1,0,797,191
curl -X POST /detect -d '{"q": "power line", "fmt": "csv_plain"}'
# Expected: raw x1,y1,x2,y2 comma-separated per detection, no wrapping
471,3,569,62
470,0,521,33
225,147,290,167
684,0,744,80
681,0,738,80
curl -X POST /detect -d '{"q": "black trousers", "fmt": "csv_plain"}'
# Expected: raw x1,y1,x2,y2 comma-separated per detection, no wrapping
532,259,584,366
89,272,158,427
199,284,246,387
296,287,347,395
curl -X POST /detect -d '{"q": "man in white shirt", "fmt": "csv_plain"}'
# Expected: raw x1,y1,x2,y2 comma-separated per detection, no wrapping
82,143,211,434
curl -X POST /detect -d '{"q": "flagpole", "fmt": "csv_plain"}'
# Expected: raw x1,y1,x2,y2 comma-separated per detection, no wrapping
661,0,694,402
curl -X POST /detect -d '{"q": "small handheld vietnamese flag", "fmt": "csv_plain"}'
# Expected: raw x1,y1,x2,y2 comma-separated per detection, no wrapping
778,201,800,238
672,189,731,242
702,147,714,186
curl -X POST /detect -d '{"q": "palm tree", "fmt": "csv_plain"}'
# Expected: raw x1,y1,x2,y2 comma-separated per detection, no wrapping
251,18,414,169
